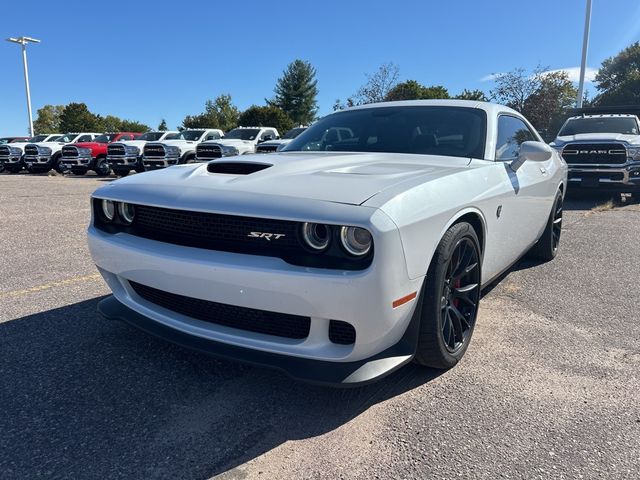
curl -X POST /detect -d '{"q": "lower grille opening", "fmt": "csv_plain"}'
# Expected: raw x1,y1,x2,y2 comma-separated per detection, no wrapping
329,320,356,345
129,281,311,340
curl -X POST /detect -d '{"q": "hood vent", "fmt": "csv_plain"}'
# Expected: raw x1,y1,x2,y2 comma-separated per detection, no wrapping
207,161,272,175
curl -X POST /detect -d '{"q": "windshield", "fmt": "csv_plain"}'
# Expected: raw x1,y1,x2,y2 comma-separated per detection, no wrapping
138,132,164,141
224,128,261,140
55,134,78,143
559,117,639,136
93,134,117,143
283,106,487,159
282,127,306,139
165,130,205,141
29,135,49,142
47,135,62,142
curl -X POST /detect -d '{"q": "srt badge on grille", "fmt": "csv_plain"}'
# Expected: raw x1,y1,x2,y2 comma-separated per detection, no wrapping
248,232,286,241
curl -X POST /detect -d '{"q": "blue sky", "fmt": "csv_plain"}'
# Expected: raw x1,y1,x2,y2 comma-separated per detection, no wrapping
2,0,640,135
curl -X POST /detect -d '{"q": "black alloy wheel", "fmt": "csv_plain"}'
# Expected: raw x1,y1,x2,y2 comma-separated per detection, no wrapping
415,222,481,369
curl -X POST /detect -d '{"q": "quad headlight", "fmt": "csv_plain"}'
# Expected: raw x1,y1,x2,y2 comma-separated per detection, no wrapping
118,202,135,224
9,146,22,155
101,199,115,221
301,222,331,250
97,199,135,225
125,145,140,155
340,226,373,256
221,145,239,157
300,223,373,257
39,146,52,154
628,146,640,161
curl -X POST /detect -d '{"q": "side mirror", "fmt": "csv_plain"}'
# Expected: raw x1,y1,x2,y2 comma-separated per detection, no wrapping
510,141,552,171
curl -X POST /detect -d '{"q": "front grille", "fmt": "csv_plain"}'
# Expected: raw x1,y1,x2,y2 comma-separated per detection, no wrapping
62,146,78,157
133,205,300,252
197,144,222,159
562,143,627,165
0,146,10,156
329,320,356,345
25,145,39,156
569,171,625,181
144,144,166,158
256,144,279,153
108,144,126,156
129,280,311,339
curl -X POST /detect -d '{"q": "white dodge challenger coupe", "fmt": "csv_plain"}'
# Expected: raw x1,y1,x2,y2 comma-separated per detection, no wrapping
88,100,567,386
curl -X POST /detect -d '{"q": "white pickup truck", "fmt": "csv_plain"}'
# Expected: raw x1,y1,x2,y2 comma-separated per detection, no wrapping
23,132,101,173
108,130,179,176
551,114,640,194
256,127,307,153
142,129,224,170
0,134,61,173
195,126,279,161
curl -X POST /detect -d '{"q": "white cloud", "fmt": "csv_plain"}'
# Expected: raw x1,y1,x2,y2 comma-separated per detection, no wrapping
480,73,503,82
542,66,598,83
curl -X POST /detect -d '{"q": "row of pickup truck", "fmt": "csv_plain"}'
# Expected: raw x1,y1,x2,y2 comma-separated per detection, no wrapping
0,125,307,176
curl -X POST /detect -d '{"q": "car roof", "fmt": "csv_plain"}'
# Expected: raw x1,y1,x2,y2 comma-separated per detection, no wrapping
343,99,520,117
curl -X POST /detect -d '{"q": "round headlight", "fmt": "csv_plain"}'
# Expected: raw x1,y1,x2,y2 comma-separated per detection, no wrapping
340,226,372,256
301,222,330,250
118,202,135,224
101,200,115,222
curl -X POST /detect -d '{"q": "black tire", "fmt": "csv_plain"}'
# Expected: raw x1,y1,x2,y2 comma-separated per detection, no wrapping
414,222,482,369
527,190,563,262
0,164,4,173
181,153,196,164
52,153,64,174
94,158,111,177
113,168,130,177
71,167,88,176
6,166,21,174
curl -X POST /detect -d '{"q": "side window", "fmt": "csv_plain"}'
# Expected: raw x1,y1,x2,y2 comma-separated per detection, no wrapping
495,116,535,161
77,135,93,142
119,135,132,141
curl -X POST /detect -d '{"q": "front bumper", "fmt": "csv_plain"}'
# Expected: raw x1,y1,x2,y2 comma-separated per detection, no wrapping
568,162,640,191
60,156,93,168
0,154,22,164
87,206,423,383
98,295,419,386
142,156,180,169
108,155,140,168
24,154,52,166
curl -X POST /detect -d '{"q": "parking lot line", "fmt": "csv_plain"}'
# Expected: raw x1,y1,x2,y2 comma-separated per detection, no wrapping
0,273,101,298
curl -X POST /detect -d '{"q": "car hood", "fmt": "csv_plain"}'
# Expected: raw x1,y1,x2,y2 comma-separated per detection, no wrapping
158,139,200,147
260,139,291,147
74,142,105,149
554,133,640,145
117,140,146,149
103,151,471,206
205,139,254,147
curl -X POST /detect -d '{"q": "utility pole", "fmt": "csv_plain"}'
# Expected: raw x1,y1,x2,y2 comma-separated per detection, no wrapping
576,0,592,108
6,36,41,136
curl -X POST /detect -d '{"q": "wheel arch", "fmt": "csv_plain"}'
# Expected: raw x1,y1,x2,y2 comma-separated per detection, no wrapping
442,207,487,257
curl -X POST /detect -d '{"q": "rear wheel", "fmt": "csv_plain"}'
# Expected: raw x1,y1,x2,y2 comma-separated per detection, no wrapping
414,222,481,369
528,190,563,262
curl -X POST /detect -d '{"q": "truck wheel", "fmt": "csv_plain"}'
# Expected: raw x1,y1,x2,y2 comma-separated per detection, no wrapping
94,158,111,177
527,190,563,262
113,168,130,177
71,167,88,176
52,153,64,173
6,166,21,174
414,222,481,369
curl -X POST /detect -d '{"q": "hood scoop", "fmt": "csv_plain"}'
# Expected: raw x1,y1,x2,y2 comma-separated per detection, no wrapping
207,161,272,175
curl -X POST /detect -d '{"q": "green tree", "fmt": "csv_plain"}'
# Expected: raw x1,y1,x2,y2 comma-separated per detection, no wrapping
353,62,400,104
269,59,318,125
522,70,577,132
182,94,239,131
98,115,124,132
238,105,294,134
384,80,450,101
158,119,168,131
33,105,64,134
593,41,640,105
455,89,488,101
489,67,543,112
118,119,150,132
59,103,102,132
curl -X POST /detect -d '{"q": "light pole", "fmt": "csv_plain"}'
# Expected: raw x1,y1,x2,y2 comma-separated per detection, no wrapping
576,0,592,108
6,36,40,136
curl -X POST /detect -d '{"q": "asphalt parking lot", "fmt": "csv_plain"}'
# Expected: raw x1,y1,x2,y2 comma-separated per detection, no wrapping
1,172,639,480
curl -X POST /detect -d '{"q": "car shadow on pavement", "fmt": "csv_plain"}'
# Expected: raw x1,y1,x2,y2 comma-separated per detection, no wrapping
563,190,637,211
0,297,442,479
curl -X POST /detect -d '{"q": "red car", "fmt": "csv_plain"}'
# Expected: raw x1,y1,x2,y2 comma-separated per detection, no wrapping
60,132,141,176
